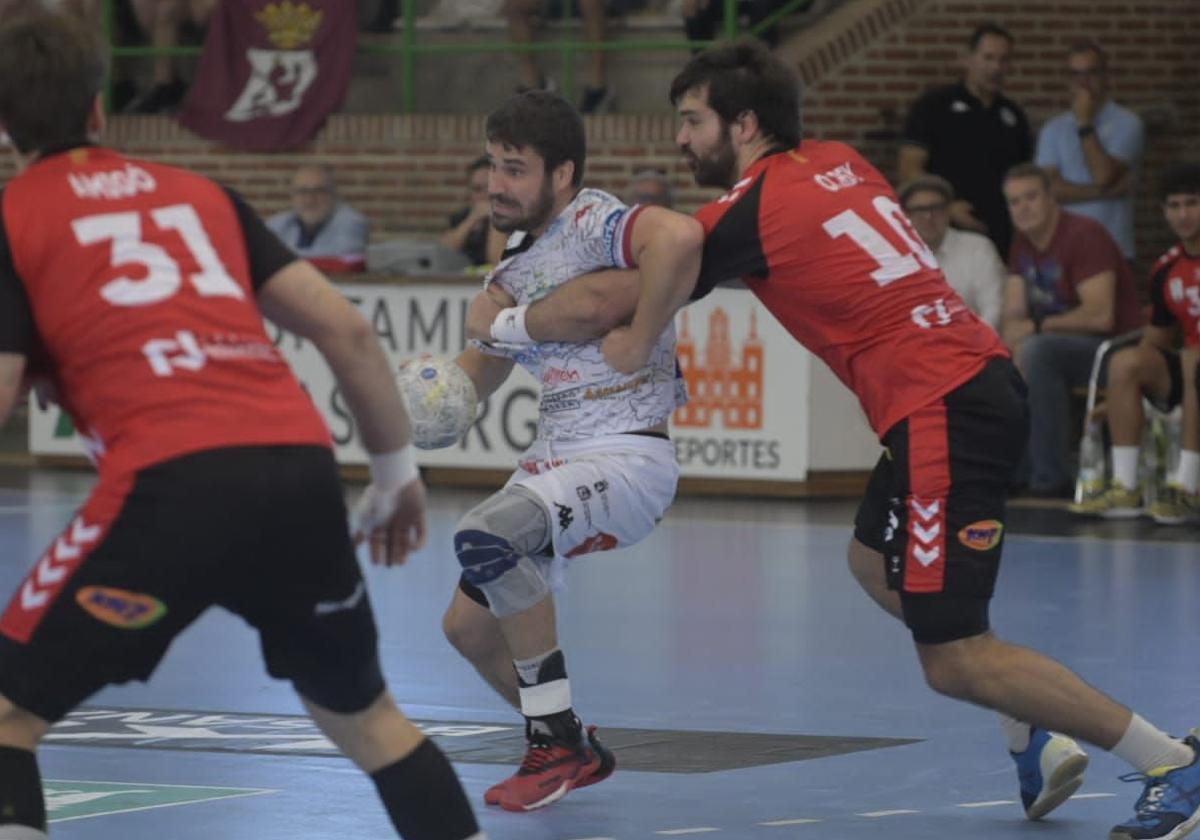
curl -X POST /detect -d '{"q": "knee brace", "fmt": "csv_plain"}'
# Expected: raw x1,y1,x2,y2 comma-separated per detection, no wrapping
454,486,552,618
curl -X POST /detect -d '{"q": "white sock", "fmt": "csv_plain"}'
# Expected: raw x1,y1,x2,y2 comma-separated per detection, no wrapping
1175,450,1200,494
1111,713,1195,773
1111,446,1140,490
998,713,1032,753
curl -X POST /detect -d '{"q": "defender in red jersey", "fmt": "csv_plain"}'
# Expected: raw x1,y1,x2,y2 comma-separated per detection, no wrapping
1070,164,1200,524
0,14,482,840
593,40,1200,840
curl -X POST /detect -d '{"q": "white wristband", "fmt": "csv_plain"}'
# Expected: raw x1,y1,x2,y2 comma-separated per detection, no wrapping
490,305,533,344
369,444,419,493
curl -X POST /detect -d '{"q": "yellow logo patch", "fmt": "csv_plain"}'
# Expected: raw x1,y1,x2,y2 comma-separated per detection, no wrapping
958,520,1004,551
76,586,167,629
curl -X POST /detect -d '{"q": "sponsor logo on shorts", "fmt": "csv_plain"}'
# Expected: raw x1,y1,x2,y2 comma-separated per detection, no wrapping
575,485,592,501
76,586,167,629
958,520,1004,551
543,367,581,386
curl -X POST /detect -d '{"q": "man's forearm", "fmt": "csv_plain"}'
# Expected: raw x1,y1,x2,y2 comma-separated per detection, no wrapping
1042,304,1114,335
525,271,640,342
1081,134,1127,190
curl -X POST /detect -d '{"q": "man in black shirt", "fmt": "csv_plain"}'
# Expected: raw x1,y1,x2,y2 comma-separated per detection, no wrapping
899,22,1032,257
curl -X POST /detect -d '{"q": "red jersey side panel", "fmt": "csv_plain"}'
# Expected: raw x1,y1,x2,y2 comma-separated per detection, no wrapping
694,141,1009,437
2,147,329,475
1149,245,1200,348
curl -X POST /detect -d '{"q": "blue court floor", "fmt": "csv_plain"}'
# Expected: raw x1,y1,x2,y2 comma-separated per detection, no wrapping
2,466,1198,840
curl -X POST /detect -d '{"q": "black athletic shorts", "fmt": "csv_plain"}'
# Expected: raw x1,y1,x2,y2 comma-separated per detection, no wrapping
0,445,384,722
1148,346,1184,413
854,357,1029,645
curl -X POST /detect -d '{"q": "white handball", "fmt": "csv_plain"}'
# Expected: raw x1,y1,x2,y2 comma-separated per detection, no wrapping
396,357,479,450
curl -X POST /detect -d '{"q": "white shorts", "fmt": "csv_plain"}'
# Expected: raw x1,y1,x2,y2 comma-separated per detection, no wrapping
507,434,679,561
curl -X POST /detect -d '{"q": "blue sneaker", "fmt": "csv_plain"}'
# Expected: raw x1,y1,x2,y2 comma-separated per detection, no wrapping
1110,734,1200,840
1011,726,1089,819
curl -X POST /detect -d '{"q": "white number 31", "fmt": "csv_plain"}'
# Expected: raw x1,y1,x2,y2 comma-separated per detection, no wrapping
71,204,244,307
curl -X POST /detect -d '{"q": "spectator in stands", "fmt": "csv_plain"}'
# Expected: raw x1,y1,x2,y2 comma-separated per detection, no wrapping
682,0,782,51
1001,163,1141,497
440,156,506,267
506,0,613,114
1070,163,1200,524
627,168,674,208
268,164,370,274
1036,39,1144,261
122,0,216,114
899,22,1031,257
900,174,1006,329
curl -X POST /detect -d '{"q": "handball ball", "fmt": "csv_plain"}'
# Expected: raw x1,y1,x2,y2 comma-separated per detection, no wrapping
396,357,479,450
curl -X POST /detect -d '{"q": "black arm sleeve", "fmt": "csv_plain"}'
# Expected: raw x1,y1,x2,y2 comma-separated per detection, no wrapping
1149,265,1174,328
0,195,35,355
222,186,300,291
691,176,769,301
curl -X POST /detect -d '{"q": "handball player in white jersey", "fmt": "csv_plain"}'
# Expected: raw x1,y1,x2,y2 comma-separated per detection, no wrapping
441,90,704,813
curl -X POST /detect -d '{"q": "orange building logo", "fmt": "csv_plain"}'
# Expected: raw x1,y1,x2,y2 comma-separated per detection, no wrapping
673,307,764,429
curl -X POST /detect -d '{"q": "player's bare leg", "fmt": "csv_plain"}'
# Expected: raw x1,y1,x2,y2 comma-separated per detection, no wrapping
443,588,520,708
304,691,483,838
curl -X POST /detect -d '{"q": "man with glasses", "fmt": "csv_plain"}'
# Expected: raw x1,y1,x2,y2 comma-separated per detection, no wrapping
1035,39,1144,261
901,174,1007,328
268,164,370,273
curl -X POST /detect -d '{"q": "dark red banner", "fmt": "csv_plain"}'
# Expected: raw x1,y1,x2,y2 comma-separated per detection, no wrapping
179,1,356,151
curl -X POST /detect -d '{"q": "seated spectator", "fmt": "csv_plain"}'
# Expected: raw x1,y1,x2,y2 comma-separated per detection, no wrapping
682,0,782,50
506,0,613,113
900,174,1006,328
439,155,505,267
268,164,369,274
627,168,674,208
1070,163,1200,523
1001,162,1141,497
123,0,216,114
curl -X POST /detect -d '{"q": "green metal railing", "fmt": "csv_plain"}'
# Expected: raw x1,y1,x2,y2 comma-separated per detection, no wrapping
104,0,812,113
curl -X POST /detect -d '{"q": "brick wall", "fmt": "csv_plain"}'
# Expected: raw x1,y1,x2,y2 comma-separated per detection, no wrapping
0,0,1193,275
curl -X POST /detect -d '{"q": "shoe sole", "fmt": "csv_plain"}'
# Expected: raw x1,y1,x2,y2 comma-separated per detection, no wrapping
1151,514,1194,525
1027,752,1089,820
1110,806,1200,840
499,779,572,812
1100,508,1145,520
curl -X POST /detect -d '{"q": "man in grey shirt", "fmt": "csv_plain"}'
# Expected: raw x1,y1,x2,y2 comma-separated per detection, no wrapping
268,164,369,273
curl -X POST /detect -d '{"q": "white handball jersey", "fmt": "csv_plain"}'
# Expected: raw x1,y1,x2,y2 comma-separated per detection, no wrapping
482,188,686,442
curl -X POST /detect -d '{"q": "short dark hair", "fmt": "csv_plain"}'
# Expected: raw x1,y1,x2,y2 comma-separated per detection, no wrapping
0,13,107,154
968,22,1013,52
467,155,490,175
1003,162,1052,191
1067,38,1108,70
485,90,586,187
669,38,802,149
1159,163,1200,201
898,174,955,206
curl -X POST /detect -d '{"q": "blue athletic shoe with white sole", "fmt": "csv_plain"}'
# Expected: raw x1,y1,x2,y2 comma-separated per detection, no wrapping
1110,734,1200,840
1011,726,1089,819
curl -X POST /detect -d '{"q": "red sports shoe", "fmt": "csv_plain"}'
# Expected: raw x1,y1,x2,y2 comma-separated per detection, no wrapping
484,725,615,812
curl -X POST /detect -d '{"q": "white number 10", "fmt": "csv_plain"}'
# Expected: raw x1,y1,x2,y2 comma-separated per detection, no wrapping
822,196,938,287
72,204,244,307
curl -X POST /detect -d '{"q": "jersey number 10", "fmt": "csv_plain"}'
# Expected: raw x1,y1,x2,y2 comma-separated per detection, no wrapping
822,196,938,286
71,204,245,306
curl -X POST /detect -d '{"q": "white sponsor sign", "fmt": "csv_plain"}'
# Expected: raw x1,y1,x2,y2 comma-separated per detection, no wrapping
29,283,814,481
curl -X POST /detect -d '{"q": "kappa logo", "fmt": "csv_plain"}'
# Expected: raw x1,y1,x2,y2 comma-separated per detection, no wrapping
958,519,1004,551
555,502,574,532
76,586,167,630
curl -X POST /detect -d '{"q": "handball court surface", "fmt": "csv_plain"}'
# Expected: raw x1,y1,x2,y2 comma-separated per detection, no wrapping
1,466,1196,840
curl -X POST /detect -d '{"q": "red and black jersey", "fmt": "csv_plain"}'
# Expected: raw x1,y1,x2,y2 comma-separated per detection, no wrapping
691,141,1009,438
0,145,330,476
1149,243,1200,348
